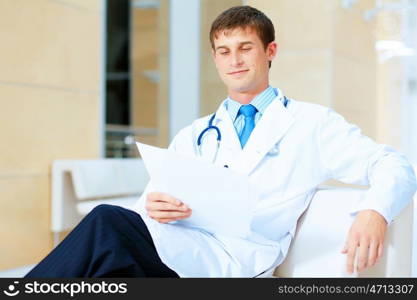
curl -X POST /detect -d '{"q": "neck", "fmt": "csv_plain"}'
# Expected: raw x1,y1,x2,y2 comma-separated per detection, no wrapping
228,83,269,105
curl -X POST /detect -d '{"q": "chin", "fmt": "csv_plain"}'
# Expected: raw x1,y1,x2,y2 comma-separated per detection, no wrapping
225,80,247,91
230,84,254,93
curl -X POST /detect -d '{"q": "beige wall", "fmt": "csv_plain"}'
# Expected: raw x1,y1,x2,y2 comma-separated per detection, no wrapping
199,0,242,117
0,0,102,269
248,0,408,152
374,1,405,149
251,0,334,107
131,6,159,148
248,0,378,139
332,0,377,139
246,0,413,188
132,8,158,129
157,0,171,147
131,0,170,148
247,0,413,189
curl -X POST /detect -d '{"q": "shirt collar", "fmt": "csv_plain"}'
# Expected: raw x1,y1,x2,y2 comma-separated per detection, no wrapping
226,86,277,121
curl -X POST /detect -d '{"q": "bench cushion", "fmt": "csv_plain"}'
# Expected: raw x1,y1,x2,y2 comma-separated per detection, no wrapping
76,196,139,216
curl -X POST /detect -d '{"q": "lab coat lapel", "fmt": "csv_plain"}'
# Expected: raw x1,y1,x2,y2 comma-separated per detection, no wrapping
228,99,295,175
213,103,242,156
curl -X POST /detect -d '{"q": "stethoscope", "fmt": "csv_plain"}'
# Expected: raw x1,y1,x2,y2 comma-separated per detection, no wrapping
197,91,289,163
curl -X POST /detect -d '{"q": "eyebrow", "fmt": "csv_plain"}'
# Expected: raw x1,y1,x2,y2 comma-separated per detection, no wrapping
215,41,254,51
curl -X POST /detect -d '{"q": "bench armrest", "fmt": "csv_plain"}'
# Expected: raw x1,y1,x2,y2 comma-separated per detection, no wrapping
275,187,414,277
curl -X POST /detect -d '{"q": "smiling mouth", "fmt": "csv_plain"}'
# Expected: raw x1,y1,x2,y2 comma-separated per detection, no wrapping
228,70,249,75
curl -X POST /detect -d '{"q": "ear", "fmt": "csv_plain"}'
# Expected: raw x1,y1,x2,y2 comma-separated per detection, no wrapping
267,41,278,61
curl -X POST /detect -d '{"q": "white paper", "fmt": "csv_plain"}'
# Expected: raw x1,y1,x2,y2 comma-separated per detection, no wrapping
136,142,257,238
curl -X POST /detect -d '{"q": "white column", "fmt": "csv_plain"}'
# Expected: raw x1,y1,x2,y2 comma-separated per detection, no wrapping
169,0,201,141
402,0,417,277
99,0,107,157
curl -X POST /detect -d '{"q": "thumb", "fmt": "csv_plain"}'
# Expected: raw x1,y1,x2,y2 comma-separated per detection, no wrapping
341,243,348,253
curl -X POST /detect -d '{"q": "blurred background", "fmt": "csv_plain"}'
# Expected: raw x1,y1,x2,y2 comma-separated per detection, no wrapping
0,0,416,275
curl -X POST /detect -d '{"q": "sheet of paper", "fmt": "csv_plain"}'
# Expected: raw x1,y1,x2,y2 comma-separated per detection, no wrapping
136,142,257,238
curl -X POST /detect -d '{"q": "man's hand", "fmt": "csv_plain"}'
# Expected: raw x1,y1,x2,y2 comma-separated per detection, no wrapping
145,192,192,223
341,209,387,274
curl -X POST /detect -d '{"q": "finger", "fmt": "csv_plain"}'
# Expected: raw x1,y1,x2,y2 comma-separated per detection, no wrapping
148,192,182,206
376,243,384,263
147,201,188,212
346,243,357,274
341,243,348,253
154,211,192,224
155,218,176,224
367,241,378,267
357,238,369,272
149,210,191,220
178,202,190,211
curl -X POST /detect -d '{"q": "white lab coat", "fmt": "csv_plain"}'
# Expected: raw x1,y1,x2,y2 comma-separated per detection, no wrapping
132,89,417,277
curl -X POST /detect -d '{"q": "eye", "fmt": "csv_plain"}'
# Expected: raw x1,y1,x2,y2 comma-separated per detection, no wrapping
219,51,229,56
242,47,252,51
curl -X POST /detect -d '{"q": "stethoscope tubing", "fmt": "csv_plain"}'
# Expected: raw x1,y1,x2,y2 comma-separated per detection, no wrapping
197,94,289,161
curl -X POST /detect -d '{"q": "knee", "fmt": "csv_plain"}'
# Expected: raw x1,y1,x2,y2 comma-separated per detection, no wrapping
89,204,121,219
87,204,140,228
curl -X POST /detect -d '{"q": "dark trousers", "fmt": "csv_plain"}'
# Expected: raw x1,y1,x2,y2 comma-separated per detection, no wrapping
25,204,180,278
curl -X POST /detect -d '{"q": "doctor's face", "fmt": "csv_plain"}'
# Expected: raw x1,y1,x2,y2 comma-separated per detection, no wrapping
212,27,277,98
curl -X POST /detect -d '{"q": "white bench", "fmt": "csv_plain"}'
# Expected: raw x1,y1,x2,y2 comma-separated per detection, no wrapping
51,159,149,246
51,159,415,277
274,186,415,277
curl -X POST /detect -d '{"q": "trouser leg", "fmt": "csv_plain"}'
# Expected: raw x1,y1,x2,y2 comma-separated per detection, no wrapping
25,204,179,278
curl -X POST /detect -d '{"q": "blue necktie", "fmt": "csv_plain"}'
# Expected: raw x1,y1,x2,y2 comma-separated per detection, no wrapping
238,104,257,148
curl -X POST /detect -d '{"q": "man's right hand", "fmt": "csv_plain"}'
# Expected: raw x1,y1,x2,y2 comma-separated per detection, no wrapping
145,192,192,223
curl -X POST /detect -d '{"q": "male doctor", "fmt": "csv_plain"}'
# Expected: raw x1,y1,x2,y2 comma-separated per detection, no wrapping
26,6,416,278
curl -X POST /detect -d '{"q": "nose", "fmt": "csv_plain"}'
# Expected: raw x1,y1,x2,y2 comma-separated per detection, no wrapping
230,51,243,67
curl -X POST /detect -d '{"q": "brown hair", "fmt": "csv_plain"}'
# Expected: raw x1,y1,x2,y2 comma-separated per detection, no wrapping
209,6,275,51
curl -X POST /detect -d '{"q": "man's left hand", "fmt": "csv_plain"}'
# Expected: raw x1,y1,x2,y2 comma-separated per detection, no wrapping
341,209,387,274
